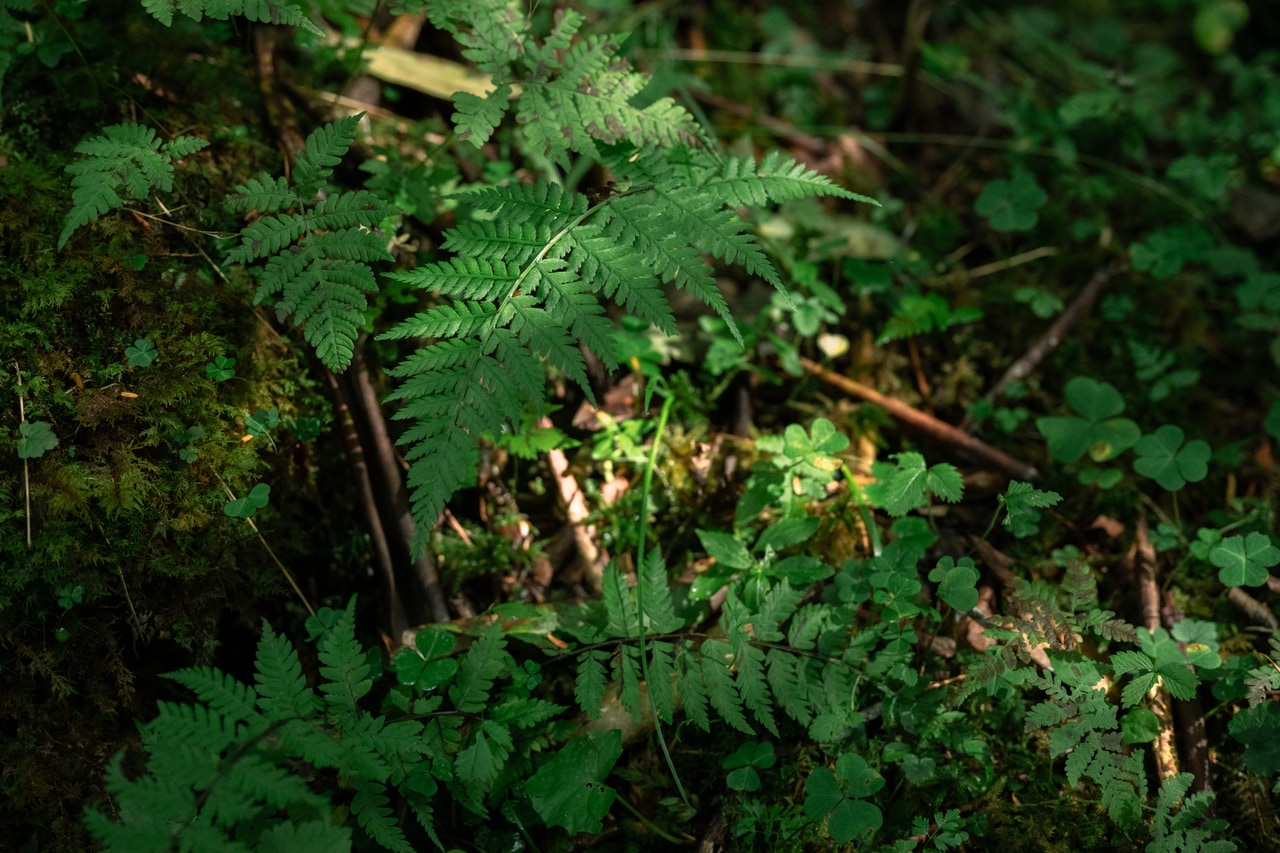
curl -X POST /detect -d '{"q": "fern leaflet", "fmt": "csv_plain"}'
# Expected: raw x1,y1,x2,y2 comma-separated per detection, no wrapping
141,0,323,36
58,122,208,249
226,115,398,371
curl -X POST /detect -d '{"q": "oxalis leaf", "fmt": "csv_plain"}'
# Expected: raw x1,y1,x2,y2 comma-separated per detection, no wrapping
1211,532,1280,587
224,483,270,518
17,421,58,459
803,753,884,843
526,730,622,834
928,556,979,612
1036,376,1140,463
1132,424,1211,491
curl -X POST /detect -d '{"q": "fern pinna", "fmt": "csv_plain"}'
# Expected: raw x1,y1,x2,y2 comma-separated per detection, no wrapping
225,115,398,372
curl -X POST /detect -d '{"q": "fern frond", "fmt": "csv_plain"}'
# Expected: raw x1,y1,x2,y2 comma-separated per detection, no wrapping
575,649,610,718
452,85,514,148
254,622,321,720
639,548,683,634
602,561,639,638
352,778,413,853
566,228,676,335
647,641,678,724
492,697,564,729
58,122,208,249
699,638,753,734
711,149,878,206
614,644,643,719
675,640,713,731
225,173,299,213
224,116,394,371
164,665,260,724
292,113,360,199
466,179,589,226
737,643,779,736
444,220,549,266
318,599,373,717
427,0,527,74
766,649,812,725
449,628,508,714
143,0,323,35
381,301,499,341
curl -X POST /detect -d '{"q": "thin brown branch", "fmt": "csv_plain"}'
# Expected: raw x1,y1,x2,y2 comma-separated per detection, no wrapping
324,367,408,640
962,259,1125,431
799,356,1039,481
350,349,451,624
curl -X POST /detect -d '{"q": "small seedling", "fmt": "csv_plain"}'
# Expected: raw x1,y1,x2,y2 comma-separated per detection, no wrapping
974,170,1047,232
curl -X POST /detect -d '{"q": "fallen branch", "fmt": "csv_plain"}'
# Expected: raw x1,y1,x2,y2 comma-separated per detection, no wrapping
799,356,1038,481
962,259,1125,431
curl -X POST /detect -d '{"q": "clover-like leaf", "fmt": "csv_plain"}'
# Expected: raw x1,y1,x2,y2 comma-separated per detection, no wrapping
722,741,776,792
224,483,270,518
125,338,158,367
246,407,280,438
1132,424,1211,491
205,355,236,381
928,556,979,612
526,730,622,834
17,421,59,459
393,627,459,689
1130,225,1214,279
1036,376,1140,463
975,170,1047,232
1210,532,1279,587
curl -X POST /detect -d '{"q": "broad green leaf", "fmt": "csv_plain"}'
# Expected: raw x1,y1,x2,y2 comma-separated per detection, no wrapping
697,529,755,570
1211,532,1280,587
526,730,622,834
756,516,820,553
224,483,270,518
1132,424,1211,491
1229,702,1280,775
1120,707,1160,743
928,556,979,612
17,421,58,459
1000,481,1062,537
975,170,1047,232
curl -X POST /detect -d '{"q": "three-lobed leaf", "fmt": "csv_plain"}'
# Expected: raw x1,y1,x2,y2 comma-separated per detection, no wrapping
1132,424,1211,491
1211,532,1280,587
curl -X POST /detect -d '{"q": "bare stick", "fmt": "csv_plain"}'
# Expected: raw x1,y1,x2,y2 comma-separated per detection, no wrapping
799,356,1039,481
324,368,409,639
962,259,1125,432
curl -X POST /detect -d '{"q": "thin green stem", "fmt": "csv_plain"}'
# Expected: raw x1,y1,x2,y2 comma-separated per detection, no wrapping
631,387,690,808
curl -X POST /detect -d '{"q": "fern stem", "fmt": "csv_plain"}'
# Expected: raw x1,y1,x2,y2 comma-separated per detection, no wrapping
631,388,690,808
610,789,689,845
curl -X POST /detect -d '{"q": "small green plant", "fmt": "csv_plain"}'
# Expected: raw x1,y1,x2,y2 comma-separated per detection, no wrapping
124,338,157,367
224,483,270,519
224,115,398,372
57,122,208,250
205,355,236,382
974,169,1048,232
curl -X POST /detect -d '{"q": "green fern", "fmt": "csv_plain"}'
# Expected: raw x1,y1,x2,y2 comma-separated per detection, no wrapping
382,146,870,551
141,0,323,35
85,599,404,852
58,122,208,249
1148,773,1237,853
419,2,700,162
225,114,399,371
